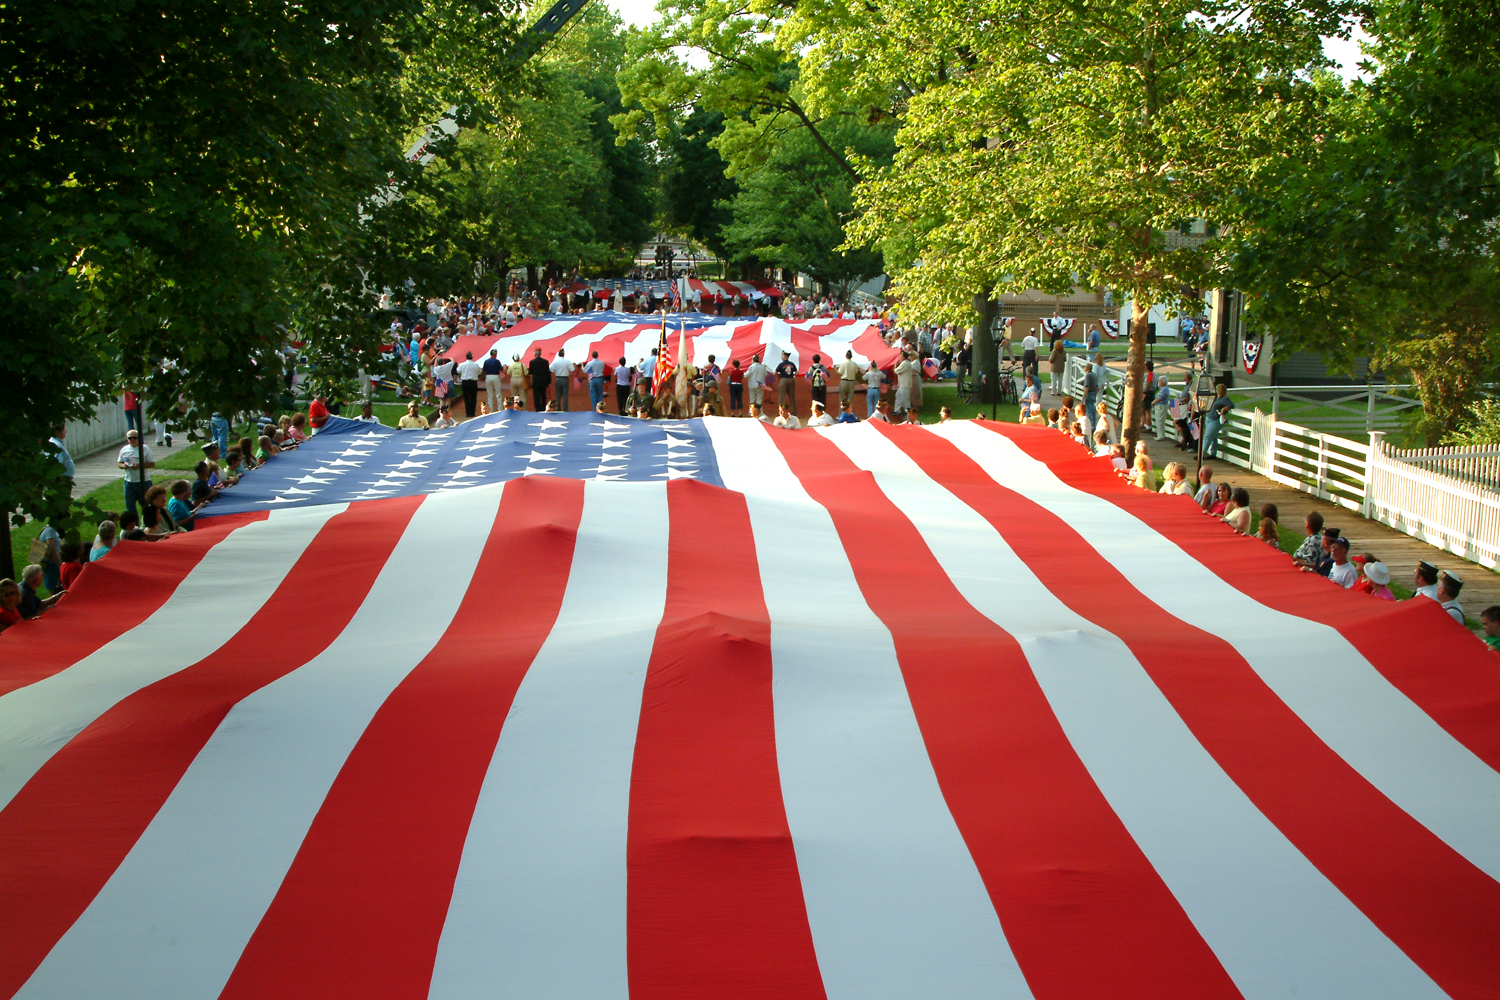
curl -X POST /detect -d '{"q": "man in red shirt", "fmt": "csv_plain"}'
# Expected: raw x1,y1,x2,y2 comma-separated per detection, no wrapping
307,396,330,433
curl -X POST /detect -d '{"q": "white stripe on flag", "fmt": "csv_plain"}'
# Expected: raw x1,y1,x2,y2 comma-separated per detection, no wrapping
704,418,1033,1000
821,423,1446,1000
428,481,669,1000
0,504,347,813
14,486,504,1000
933,421,1500,883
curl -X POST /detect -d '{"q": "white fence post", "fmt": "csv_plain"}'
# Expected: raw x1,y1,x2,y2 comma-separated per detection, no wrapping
1366,385,1376,434
1364,431,1384,517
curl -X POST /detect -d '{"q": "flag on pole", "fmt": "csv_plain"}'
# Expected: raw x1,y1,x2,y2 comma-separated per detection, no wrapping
1,417,1496,1000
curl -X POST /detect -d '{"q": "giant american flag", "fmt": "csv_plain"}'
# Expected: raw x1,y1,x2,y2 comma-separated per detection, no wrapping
1,413,1497,1000
440,312,898,375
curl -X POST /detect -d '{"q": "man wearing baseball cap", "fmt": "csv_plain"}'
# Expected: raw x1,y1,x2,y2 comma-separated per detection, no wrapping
1326,536,1357,588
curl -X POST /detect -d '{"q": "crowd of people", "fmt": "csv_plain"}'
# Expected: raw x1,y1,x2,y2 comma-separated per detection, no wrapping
384,343,933,425
0,408,322,635
1034,395,1497,650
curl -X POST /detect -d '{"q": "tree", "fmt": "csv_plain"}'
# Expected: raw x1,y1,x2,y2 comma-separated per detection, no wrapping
719,116,891,294
0,0,528,564
660,109,740,259
1227,0,1500,443
613,0,886,272
845,0,1346,457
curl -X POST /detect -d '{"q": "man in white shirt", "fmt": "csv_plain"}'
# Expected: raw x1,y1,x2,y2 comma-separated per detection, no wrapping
773,404,801,430
1192,466,1215,510
549,348,577,411
117,429,156,515
1326,537,1358,588
807,400,835,427
745,354,770,408
749,403,775,426
1021,329,1040,379
355,402,382,424
456,352,483,418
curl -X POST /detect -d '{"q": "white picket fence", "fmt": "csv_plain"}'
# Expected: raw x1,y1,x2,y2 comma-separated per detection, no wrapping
1208,409,1500,569
1365,435,1500,568
63,399,131,460
1381,443,1500,491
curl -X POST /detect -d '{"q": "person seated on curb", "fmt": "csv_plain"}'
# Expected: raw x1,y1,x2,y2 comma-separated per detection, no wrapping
1361,561,1396,600
90,520,118,561
1128,452,1158,491
836,402,860,424
1411,560,1441,600
1221,487,1252,535
1436,571,1465,623
431,404,457,428
166,480,205,532
869,401,893,423
807,400,835,427
1206,481,1231,516
1193,465,1215,510
1257,504,1281,547
774,403,802,430
59,541,87,590
1326,536,1357,588
20,564,62,618
1306,526,1340,575
1480,606,1500,653
1290,511,1325,568
191,461,220,505
1092,428,1111,456
1158,461,1193,495
749,403,775,426
0,579,22,632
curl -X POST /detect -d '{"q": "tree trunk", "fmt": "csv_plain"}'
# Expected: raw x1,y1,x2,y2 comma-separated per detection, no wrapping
1122,298,1150,462
971,293,1000,403
525,265,538,292
0,515,13,581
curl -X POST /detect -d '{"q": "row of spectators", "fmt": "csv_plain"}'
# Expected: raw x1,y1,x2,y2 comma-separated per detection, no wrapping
0,409,323,635
1043,402,1499,651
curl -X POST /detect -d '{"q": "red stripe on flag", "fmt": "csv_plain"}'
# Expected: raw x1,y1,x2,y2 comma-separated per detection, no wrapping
983,422,1500,774
0,499,413,998
0,513,267,698
763,427,1241,1000
848,325,899,369
626,480,826,1000
880,422,1500,999
217,477,584,1000
531,320,608,367
725,319,766,369
786,324,824,376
